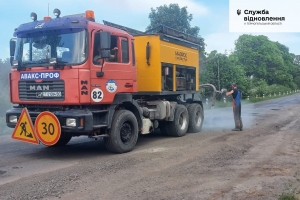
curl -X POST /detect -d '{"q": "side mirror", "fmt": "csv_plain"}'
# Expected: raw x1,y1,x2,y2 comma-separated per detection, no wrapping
146,42,150,65
95,31,111,78
10,39,16,57
10,57,14,66
99,31,111,50
10,39,16,66
101,50,111,58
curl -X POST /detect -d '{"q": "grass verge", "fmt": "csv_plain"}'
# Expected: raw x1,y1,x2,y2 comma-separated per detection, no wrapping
249,92,298,103
203,92,300,110
278,192,299,200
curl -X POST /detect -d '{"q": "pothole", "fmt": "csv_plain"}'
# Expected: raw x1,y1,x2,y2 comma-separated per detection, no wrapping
0,170,7,175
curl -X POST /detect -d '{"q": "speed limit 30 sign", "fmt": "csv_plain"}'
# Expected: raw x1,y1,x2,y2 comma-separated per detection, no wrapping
35,111,61,146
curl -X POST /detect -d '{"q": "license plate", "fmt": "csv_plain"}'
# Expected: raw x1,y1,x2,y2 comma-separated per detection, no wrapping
41,92,62,97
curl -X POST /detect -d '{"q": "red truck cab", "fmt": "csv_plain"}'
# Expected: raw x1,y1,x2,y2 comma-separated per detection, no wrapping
6,10,141,140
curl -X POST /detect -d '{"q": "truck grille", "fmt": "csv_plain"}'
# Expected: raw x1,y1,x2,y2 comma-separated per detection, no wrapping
19,80,65,101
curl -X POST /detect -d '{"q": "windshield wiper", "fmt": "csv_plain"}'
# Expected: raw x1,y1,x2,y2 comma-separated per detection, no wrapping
16,61,27,71
52,59,72,70
22,60,49,66
14,60,41,71
16,59,72,71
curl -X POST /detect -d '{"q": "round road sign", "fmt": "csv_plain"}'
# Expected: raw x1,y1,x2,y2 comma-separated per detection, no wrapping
35,111,61,146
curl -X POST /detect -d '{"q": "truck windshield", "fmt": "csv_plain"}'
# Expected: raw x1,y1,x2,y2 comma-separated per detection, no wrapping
14,28,87,67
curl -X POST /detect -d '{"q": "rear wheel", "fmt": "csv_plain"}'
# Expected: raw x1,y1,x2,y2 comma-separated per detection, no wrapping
104,110,138,153
167,104,189,137
187,103,204,133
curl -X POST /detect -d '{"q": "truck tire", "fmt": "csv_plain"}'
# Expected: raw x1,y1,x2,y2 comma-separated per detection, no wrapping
168,104,189,137
104,110,138,153
187,103,204,133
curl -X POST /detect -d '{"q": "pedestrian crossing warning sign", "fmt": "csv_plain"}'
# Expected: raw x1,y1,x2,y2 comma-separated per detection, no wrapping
11,108,39,144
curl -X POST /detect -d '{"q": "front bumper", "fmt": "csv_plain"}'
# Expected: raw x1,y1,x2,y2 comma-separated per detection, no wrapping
6,107,93,133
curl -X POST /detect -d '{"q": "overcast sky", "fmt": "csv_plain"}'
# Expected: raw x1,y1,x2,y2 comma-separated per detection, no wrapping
0,0,299,60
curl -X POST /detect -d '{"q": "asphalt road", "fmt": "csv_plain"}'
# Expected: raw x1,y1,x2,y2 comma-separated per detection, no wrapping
0,93,299,200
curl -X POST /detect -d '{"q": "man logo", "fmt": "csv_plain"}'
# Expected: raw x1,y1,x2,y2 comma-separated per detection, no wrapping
237,9,241,16
29,85,50,91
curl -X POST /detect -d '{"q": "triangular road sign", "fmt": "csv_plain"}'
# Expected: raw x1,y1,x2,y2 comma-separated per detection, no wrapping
11,107,39,144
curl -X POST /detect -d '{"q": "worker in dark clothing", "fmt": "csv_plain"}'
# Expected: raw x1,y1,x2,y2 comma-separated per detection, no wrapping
226,83,243,131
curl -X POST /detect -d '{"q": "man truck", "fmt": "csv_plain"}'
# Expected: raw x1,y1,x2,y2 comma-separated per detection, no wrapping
6,9,204,153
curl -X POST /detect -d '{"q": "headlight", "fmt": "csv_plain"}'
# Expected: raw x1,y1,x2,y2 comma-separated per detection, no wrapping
9,115,18,123
66,118,76,127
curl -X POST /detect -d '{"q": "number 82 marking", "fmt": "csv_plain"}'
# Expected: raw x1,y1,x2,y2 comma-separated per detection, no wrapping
93,91,102,99
91,88,104,102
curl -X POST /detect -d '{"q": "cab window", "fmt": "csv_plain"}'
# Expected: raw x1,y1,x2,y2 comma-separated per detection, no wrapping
93,34,129,64
121,39,129,63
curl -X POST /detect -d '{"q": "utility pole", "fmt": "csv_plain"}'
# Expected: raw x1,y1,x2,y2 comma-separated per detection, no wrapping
217,57,220,91
202,55,220,91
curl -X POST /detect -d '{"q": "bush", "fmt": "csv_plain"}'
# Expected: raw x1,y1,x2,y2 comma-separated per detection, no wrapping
268,84,290,94
248,79,269,96
288,82,298,90
248,82,293,97
278,192,299,200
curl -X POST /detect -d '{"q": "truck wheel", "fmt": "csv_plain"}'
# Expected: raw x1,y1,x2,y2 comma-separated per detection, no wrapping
168,104,189,137
50,133,72,147
104,110,138,153
187,103,204,133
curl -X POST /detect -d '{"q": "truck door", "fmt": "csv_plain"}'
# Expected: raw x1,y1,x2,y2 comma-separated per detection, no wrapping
90,30,136,104
118,36,137,83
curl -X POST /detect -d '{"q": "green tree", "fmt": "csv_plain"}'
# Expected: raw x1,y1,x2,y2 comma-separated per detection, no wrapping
276,43,300,88
0,59,13,114
234,34,295,87
235,34,274,79
146,3,206,60
291,54,300,66
288,53,300,88
147,3,199,35
226,54,250,96
200,51,218,86
200,51,249,96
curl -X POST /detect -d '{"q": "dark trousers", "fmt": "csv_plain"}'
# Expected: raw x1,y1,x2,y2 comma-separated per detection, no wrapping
232,100,243,129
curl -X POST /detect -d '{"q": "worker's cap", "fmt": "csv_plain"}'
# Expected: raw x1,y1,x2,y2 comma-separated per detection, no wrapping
231,83,237,87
